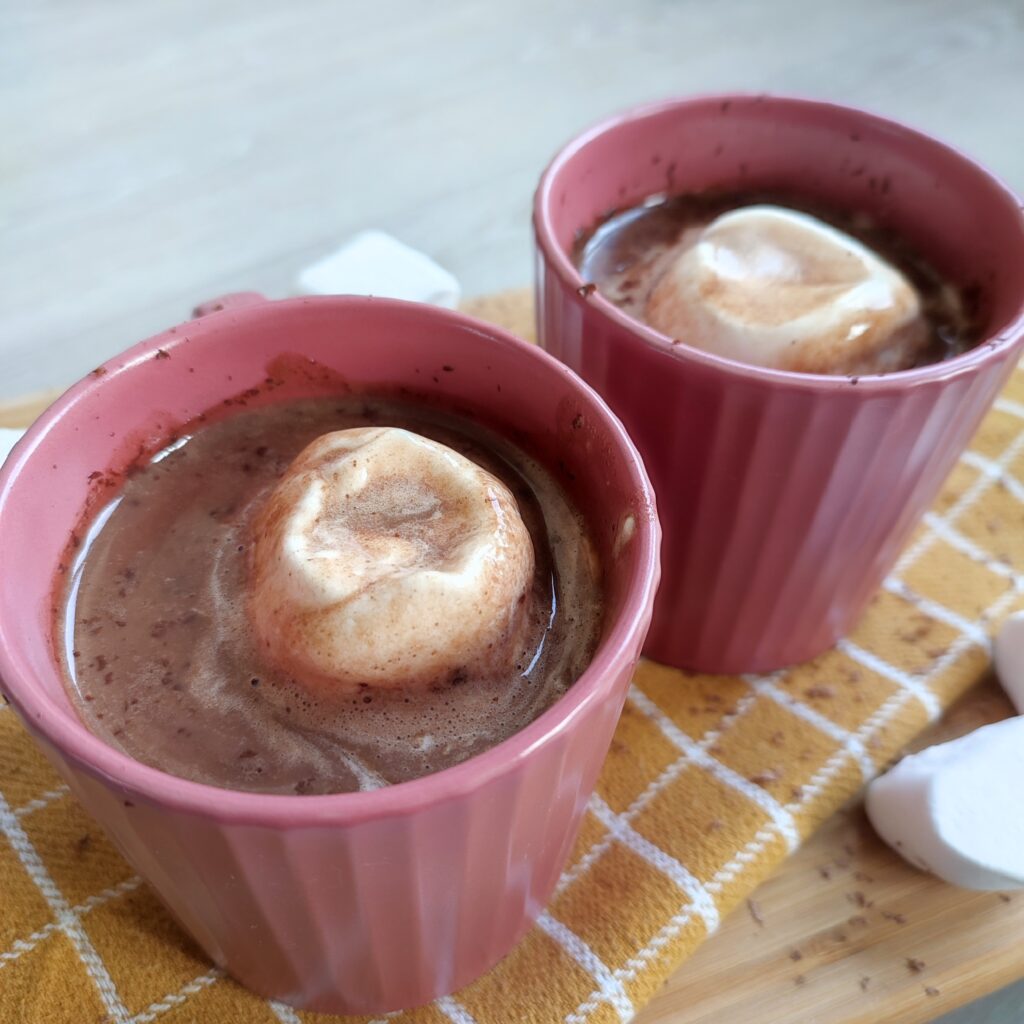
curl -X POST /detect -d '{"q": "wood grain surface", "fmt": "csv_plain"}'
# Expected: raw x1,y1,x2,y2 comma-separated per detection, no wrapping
640,679,1022,1024
5,351,1023,1024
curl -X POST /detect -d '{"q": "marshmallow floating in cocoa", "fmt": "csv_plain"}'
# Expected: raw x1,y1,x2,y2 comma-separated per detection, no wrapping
645,205,931,374
248,427,535,695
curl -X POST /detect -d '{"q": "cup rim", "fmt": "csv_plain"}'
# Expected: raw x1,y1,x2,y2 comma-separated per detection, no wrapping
533,91,1024,393
0,296,661,826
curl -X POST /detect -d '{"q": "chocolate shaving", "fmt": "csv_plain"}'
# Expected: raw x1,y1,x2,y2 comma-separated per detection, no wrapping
804,685,835,699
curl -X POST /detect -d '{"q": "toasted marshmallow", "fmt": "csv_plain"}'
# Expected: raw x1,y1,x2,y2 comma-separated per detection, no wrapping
645,205,931,374
249,427,535,695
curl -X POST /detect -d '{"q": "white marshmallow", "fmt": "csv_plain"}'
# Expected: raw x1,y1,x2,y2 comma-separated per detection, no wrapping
0,429,24,468
865,717,1024,890
295,230,461,308
248,427,534,695
993,611,1024,713
645,205,930,374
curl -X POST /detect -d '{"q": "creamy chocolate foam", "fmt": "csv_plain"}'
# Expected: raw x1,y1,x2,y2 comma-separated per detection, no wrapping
59,398,602,795
575,191,981,374
249,427,536,694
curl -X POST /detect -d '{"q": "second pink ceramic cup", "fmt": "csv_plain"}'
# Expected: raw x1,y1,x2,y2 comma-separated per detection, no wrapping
535,94,1024,674
0,296,659,1014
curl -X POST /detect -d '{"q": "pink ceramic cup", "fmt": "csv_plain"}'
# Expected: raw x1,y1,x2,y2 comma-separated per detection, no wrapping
0,296,659,1014
534,93,1024,674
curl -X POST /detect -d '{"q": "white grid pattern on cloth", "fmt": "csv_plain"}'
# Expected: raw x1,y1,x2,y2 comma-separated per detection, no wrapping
536,911,634,1022
437,995,482,1024
588,794,720,932
0,876,142,969
128,969,223,1024
961,450,1024,505
12,785,70,819
549,399,1024,1023
996,396,1024,420
268,1001,302,1023
882,578,989,646
745,675,875,782
835,640,942,720
0,790,131,1022
2,395,1021,1024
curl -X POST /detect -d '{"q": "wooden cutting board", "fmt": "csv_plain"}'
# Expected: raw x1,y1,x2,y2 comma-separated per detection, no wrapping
5,298,1023,1024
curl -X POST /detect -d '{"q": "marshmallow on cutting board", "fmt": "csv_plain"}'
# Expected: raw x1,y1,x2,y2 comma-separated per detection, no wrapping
296,230,460,308
865,716,1024,890
993,610,1024,713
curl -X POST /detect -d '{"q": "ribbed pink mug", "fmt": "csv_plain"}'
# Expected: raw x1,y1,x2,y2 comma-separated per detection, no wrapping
0,296,659,1014
534,94,1024,674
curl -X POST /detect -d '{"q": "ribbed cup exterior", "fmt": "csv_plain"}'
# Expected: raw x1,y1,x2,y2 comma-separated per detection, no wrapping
534,94,1024,673
29,679,629,1014
0,297,659,1014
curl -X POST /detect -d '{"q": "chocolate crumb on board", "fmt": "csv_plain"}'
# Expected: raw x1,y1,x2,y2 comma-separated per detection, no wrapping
859,976,871,992
997,893,1012,903
881,910,907,925
925,986,940,997
847,915,868,928
817,864,832,880
847,891,873,909
906,957,926,974
747,899,765,927
789,949,803,962
794,974,806,987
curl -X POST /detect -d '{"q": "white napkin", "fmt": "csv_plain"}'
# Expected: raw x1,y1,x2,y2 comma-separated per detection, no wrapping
0,428,24,468
295,231,461,308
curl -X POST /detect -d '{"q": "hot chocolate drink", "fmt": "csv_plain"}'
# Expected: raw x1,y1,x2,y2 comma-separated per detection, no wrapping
58,397,603,795
574,191,982,375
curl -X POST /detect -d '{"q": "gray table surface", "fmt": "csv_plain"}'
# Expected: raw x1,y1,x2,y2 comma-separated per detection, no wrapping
4,1,1023,1020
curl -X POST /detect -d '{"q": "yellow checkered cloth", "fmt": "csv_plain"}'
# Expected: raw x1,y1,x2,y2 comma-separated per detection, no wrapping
3,292,1024,1024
